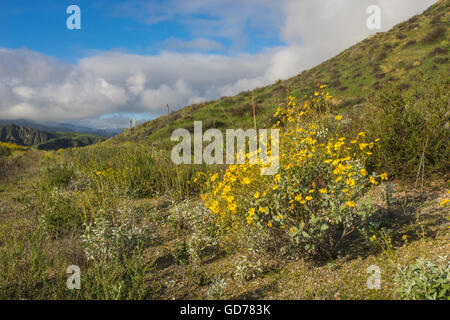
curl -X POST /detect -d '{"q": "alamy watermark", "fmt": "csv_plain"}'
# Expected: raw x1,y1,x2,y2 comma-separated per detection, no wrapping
366,5,381,30
366,265,381,290
66,5,81,30
66,265,81,290
171,121,279,175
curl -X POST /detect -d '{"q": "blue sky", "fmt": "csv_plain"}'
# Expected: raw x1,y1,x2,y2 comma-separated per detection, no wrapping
0,0,282,63
0,0,435,129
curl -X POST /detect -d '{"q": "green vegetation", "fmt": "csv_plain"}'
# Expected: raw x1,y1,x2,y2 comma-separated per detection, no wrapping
0,0,448,300
395,256,449,300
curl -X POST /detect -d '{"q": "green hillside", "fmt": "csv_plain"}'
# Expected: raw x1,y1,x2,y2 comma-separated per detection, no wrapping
116,1,448,145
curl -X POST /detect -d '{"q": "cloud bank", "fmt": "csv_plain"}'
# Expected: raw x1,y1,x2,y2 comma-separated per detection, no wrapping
0,0,434,128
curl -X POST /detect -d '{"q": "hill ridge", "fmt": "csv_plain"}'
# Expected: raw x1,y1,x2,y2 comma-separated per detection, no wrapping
113,0,449,145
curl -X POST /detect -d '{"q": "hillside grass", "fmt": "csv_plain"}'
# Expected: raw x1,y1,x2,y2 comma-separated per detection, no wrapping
0,78,448,299
114,1,449,151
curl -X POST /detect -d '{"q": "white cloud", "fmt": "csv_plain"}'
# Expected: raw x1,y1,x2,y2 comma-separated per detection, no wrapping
126,72,147,95
281,0,435,54
12,86,34,99
112,0,282,49
0,0,436,127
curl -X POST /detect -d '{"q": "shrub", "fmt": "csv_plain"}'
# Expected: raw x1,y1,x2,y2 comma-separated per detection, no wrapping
404,40,417,48
422,26,446,44
81,211,152,262
233,255,264,281
396,83,411,91
434,57,449,64
168,201,219,265
205,276,227,299
0,144,11,157
429,47,448,57
39,187,82,236
430,14,443,25
81,249,155,299
40,165,74,188
405,23,419,31
202,86,384,258
365,76,450,179
187,233,215,265
395,256,449,300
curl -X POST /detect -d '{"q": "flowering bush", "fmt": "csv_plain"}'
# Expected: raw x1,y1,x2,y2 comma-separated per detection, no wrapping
202,85,387,257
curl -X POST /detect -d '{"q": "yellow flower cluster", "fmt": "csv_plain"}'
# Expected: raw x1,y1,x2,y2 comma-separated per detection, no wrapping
202,84,388,242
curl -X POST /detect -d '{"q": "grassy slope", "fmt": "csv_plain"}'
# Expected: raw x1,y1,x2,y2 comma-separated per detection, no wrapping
0,154,448,299
35,131,105,150
113,1,449,145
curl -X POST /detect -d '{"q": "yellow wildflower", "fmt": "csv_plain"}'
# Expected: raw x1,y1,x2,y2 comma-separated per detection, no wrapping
346,178,356,186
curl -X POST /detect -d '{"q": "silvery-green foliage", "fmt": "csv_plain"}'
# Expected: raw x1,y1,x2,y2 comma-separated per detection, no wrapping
169,201,218,265
205,276,227,300
233,255,264,281
81,215,151,261
395,256,449,300
187,232,218,266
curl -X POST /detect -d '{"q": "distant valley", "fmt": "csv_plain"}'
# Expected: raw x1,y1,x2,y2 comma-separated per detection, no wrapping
0,123,106,150
0,119,123,138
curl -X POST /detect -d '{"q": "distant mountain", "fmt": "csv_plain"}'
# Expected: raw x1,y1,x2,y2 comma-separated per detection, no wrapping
0,124,56,146
0,124,105,150
0,119,123,137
